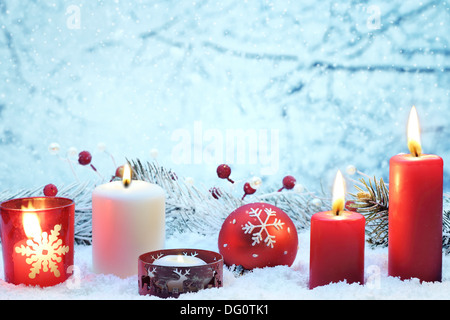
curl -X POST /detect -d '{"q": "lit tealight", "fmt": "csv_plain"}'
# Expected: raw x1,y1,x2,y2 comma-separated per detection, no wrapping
152,254,206,267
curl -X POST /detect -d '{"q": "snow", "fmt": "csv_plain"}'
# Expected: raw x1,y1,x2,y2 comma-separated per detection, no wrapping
1,230,450,300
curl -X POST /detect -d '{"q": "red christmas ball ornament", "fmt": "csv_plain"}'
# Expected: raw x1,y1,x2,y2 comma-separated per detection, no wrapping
218,203,298,270
278,175,296,192
78,151,92,166
43,184,58,197
216,164,234,183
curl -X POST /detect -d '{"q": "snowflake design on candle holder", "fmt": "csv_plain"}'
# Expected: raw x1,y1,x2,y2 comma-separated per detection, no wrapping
242,207,285,248
15,224,70,279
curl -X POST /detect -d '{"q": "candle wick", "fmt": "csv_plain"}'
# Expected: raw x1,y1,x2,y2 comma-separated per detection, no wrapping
408,140,422,157
411,148,420,157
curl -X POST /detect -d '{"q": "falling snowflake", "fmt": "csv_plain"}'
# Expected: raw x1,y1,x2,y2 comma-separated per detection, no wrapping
242,207,285,248
15,224,70,279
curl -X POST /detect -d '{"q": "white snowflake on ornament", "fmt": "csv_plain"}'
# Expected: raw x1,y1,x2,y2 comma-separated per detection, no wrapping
242,207,285,248
218,203,298,269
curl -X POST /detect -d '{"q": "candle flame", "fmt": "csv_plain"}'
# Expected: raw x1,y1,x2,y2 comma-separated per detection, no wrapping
22,203,42,240
331,170,345,216
122,163,132,188
407,106,422,157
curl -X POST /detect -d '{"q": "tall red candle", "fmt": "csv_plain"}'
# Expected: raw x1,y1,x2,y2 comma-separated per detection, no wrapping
388,106,443,282
0,197,74,287
309,171,365,289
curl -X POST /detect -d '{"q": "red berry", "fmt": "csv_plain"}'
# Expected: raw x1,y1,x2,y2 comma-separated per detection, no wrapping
78,151,92,165
169,171,178,181
115,165,124,178
43,184,58,197
345,200,358,212
209,187,222,199
242,182,256,200
217,164,234,183
217,164,231,178
244,182,256,194
283,175,296,189
278,175,296,191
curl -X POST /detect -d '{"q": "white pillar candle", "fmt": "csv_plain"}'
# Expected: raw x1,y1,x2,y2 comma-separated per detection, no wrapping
152,255,207,267
92,165,165,278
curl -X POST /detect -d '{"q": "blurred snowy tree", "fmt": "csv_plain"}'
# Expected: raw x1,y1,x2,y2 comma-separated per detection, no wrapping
0,0,448,193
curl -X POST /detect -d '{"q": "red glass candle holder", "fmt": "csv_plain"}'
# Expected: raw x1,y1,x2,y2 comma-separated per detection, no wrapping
0,197,75,287
138,248,223,298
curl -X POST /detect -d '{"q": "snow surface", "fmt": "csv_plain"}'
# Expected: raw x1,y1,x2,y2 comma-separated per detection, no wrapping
1,230,450,300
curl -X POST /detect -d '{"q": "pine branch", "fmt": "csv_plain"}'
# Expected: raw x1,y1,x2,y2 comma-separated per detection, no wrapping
129,159,328,235
253,189,329,230
129,159,242,235
349,177,450,251
348,177,389,247
444,195,450,253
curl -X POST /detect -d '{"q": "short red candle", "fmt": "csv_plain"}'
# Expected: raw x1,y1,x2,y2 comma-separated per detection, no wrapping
309,170,365,289
388,154,443,282
309,211,365,289
388,106,443,282
0,197,75,287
